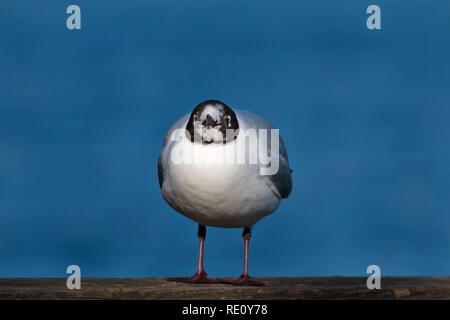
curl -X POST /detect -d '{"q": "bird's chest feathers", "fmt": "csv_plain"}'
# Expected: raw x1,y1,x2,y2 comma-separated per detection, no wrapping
165,141,257,199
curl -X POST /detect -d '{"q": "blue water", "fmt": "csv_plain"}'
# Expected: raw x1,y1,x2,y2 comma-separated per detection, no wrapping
0,1,449,277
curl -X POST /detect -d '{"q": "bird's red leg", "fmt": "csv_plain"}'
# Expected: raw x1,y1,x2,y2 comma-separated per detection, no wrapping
223,227,264,286
167,224,219,284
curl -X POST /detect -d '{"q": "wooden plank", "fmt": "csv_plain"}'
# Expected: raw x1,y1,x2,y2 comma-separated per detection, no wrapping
0,277,449,300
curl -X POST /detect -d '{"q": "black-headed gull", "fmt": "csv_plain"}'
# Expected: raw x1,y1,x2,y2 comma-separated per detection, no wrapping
158,100,292,286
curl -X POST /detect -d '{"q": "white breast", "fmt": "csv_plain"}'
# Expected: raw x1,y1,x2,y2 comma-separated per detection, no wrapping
161,136,280,228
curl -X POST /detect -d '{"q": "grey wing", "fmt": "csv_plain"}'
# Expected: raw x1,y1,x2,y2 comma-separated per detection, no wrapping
157,114,190,189
271,136,292,198
157,153,164,189
236,110,293,199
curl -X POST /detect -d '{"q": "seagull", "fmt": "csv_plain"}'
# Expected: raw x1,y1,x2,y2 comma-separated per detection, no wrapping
158,100,292,286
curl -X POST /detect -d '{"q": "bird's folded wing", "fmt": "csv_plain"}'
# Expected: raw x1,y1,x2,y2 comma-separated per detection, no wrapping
158,114,190,189
236,110,293,199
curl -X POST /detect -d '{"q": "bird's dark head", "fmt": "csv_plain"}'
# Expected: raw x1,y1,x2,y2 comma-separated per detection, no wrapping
186,100,239,144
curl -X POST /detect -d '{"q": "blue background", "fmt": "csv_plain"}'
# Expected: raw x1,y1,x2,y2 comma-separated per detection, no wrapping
0,1,449,277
